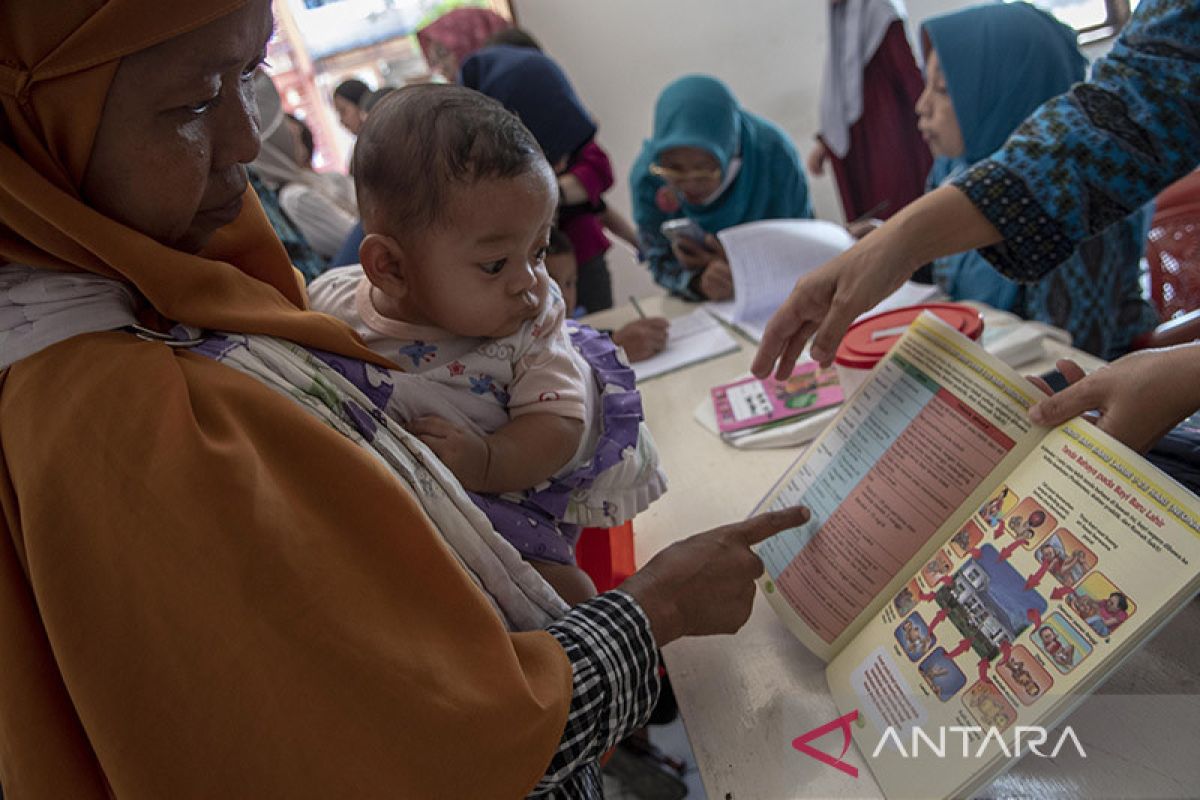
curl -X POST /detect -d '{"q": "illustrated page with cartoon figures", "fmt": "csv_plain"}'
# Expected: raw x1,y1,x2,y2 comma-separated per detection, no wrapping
755,313,1048,661
823,401,1200,796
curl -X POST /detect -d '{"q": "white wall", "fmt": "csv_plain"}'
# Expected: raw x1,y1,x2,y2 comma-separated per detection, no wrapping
511,0,972,300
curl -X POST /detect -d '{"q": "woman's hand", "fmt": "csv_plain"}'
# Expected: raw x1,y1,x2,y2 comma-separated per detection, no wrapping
699,260,734,301
751,236,910,378
620,506,811,645
672,232,727,274
1029,346,1200,452
612,317,670,362
672,237,713,271
806,139,829,177
752,185,1002,379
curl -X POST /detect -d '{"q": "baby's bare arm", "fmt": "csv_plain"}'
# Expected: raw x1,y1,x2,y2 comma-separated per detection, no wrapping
407,413,582,494
481,413,583,494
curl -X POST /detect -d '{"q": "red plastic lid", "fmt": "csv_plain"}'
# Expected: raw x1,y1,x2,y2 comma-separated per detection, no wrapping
835,303,984,369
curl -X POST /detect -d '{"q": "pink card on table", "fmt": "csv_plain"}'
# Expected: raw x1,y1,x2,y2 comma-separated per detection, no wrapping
711,362,843,435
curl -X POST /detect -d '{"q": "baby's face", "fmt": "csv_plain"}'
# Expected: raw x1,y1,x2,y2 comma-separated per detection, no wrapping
401,168,558,338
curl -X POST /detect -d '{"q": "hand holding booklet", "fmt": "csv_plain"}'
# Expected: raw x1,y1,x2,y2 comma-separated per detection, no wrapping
752,312,1200,799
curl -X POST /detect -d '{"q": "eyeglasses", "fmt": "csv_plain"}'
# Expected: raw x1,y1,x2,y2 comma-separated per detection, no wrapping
649,163,722,183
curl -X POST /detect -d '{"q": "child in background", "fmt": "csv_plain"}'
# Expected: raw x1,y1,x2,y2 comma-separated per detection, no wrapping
544,228,670,363
308,85,667,604
544,229,580,316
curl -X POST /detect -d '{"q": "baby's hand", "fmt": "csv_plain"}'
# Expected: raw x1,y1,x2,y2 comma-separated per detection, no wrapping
408,415,490,491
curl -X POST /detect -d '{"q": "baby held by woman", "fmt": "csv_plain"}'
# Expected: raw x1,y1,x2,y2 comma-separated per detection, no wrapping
309,85,665,604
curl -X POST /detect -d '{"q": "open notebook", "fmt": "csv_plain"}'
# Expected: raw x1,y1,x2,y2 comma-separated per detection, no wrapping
706,219,939,342
630,308,740,382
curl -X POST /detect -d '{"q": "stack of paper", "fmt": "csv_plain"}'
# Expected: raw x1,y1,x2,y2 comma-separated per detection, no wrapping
705,219,940,342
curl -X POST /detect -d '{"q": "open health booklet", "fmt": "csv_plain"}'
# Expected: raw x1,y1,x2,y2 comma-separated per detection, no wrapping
752,312,1200,800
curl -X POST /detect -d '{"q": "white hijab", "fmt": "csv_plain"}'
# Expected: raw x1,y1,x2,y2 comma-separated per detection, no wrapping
818,0,909,158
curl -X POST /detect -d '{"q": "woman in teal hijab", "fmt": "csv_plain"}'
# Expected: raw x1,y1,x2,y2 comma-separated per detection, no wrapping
919,2,1157,359
631,75,813,301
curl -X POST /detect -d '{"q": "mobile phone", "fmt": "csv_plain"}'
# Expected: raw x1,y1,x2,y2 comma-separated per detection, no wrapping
660,218,707,246
1036,368,1072,393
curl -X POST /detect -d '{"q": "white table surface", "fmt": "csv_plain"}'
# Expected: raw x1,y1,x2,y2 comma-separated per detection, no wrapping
585,295,1200,800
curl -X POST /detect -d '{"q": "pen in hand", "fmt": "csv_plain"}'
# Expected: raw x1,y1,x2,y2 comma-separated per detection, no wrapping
629,295,647,319
847,199,890,227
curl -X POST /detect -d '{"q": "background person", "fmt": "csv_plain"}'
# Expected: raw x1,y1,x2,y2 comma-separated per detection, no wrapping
631,74,813,302
916,2,1156,359
753,0,1199,429
417,6,510,81
333,77,370,135
808,0,930,226
251,72,357,264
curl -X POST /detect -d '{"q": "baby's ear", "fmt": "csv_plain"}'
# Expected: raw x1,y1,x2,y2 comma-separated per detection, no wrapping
360,233,409,298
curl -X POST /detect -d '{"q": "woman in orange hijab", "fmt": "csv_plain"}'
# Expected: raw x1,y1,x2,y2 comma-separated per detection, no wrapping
0,2,804,797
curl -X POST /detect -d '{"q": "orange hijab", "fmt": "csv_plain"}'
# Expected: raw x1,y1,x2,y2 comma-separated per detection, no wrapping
0,0,386,358
0,3,571,797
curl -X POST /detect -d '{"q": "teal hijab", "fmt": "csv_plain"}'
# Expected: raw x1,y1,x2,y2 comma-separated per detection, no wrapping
924,1,1085,163
924,2,1083,309
630,75,811,236
925,2,1155,357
